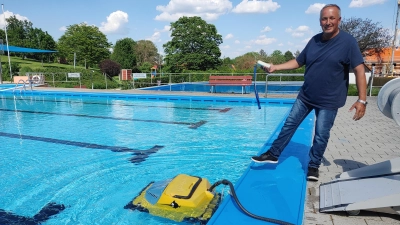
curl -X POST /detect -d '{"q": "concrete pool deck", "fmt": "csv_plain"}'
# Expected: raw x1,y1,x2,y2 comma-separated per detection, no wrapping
29,87,400,224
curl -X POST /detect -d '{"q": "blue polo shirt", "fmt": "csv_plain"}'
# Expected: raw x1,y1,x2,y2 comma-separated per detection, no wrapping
296,30,364,109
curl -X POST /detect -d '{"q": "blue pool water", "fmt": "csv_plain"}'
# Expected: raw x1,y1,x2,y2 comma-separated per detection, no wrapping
141,82,302,94
0,91,294,225
0,84,22,90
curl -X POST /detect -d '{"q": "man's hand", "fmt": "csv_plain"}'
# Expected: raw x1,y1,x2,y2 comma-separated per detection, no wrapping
261,63,276,73
260,59,300,73
349,101,366,121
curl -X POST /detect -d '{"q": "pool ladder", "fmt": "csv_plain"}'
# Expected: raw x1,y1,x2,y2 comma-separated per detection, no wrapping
13,79,32,93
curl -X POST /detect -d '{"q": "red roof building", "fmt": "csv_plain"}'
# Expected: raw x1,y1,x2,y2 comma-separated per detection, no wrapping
364,47,400,76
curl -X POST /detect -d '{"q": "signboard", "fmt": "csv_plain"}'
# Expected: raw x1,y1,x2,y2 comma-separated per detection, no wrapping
132,73,147,79
68,73,81,78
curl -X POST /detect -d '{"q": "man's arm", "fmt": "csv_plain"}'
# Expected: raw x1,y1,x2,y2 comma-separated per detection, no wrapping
265,59,300,73
349,63,367,121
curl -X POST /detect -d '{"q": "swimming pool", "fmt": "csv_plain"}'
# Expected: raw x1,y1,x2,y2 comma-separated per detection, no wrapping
0,83,23,90
0,90,297,224
141,82,302,94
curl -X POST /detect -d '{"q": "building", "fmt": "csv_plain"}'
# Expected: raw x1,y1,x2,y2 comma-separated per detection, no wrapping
364,47,400,76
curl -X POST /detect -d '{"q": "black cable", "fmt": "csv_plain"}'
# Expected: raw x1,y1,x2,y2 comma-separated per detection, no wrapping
209,180,294,225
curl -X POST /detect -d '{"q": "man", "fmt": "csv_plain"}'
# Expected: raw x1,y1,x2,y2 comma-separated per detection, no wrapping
251,4,367,181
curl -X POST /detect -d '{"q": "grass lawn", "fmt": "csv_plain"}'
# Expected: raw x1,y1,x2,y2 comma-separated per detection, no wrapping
0,55,86,70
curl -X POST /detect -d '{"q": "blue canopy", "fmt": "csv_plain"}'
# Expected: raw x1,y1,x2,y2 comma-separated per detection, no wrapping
0,45,57,53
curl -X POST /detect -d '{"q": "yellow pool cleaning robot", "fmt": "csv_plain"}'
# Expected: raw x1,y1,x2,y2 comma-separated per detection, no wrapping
125,174,293,225
124,174,221,224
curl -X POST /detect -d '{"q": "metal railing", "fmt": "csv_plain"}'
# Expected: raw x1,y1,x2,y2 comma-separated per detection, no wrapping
264,73,304,97
11,72,305,95
13,79,30,93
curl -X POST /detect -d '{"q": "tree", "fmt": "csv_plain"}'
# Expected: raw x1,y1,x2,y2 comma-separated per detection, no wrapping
2,62,21,80
294,50,301,58
4,16,56,61
268,50,286,64
135,40,158,68
259,49,267,57
99,59,121,77
163,16,223,72
234,52,260,70
339,17,392,56
284,51,294,62
154,52,164,73
111,38,136,70
0,29,5,41
58,23,111,68
5,15,30,48
27,28,57,61
138,61,152,73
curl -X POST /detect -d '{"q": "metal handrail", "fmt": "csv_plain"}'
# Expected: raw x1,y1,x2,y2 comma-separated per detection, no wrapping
264,73,304,97
13,79,31,93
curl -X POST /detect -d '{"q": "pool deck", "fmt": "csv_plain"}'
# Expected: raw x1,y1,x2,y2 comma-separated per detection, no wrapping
29,87,400,224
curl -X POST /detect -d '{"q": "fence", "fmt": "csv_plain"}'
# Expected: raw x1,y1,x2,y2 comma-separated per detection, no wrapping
264,73,304,97
12,72,305,95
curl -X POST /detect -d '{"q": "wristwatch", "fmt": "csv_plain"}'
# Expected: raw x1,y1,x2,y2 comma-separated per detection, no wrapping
357,99,368,106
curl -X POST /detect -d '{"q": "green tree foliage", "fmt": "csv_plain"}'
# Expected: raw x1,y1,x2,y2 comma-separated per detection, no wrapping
111,38,136,70
163,16,223,72
2,62,21,81
135,40,158,68
4,15,56,60
0,29,5,41
339,17,392,55
58,23,111,68
99,59,121,77
259,49,267,57
154,53,164,73
219,57,236,72
27,28,57,61
284,51,294,62
294,50,301,58
268,50,286,64
235,52,260,70
5,15,29,47
138,61,152,73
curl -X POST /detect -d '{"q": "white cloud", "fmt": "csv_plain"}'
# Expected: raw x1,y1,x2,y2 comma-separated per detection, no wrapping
155,0,232,22
59,26,67,31
148,31,162,43
349,0,386,8
225,33,234,39
286,26,311,37
149,25,172,44
234,40,240,44
161,25,171,32
0,11,29,28
99,10,129,35
302,37,311,43
220,44,230,49
232,0,280,14
305,3,325,14
253,35,277,45
261,26,272,33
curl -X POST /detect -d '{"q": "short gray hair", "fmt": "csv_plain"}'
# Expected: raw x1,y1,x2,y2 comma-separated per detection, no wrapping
320,4,341,17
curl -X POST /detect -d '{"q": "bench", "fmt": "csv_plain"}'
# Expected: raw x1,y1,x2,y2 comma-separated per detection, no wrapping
209,75,252,94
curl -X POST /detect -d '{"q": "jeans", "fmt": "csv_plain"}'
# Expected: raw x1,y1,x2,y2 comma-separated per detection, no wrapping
268,98,338,168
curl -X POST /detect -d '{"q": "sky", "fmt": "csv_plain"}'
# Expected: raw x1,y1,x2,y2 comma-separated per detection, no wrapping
0,0,398,59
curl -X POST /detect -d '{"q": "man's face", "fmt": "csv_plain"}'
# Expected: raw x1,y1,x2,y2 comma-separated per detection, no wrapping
320,7,341,36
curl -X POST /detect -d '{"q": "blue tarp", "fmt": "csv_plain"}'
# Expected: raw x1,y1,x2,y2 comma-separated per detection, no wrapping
0,45,57,53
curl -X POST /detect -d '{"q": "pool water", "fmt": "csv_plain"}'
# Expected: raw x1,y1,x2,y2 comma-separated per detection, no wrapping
0,92,292,224
141,82,302,94
0,84,23,90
